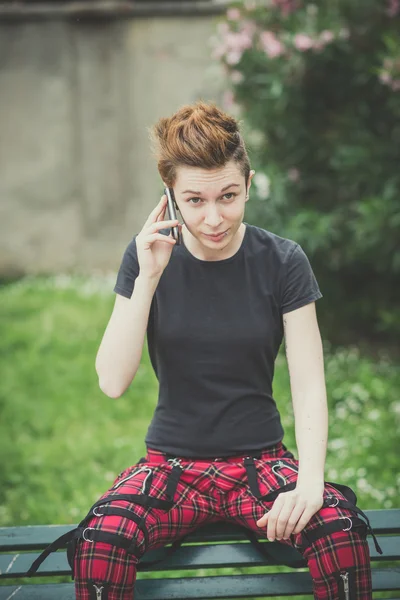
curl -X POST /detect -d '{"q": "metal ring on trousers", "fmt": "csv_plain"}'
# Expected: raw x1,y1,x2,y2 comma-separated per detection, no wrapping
113,467,152,492
83,527,95,542
93,506,104,517
327,496,339,507
342,517,352,531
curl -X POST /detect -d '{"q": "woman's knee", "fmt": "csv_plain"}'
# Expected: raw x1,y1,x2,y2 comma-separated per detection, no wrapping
73,509,145,600
72,499,152,581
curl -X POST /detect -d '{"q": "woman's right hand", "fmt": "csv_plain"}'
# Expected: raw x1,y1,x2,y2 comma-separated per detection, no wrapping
136,194,181,279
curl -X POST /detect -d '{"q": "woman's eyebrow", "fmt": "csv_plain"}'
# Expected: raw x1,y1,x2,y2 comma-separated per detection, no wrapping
181,183,240,195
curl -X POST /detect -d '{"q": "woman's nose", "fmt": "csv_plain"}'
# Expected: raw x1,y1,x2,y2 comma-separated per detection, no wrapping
204,206,223,227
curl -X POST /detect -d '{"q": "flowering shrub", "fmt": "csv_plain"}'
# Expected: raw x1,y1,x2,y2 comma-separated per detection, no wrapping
210,0,400,343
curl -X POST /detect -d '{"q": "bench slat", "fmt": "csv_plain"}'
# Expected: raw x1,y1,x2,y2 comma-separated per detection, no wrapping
135,570,400,598
0,543,303,578
1,508,399,550
1,535,398,578
0,569,399,600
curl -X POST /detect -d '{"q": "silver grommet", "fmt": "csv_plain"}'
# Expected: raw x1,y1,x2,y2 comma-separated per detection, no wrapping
327,496,339,507
342,517,352,531
93,506,104,517
83,527,95,542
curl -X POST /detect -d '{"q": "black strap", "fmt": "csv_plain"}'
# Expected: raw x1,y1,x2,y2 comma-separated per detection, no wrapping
91,493,173,512
91,505,149,549
299,516,370,555
244,457,262,499
326,498,383,555
25,495,166,577
81,528,141,558
243,529,307,568
325,481,358,506
259,481,297,502
137,535,189,570
244,468,383,557
165,465,184,502
323,482,383,555
26,528,81,576
245,515,369,568
65,506,149,580
25,471,178,577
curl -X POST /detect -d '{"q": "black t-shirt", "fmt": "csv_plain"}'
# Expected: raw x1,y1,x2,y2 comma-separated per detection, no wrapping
113,223,323,457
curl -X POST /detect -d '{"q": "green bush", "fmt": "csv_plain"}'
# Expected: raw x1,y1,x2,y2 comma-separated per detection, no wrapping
211,0,400,344
1,277,398,597
0,276,398,528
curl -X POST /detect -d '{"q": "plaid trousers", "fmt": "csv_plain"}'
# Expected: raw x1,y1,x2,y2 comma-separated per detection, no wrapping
73,441,373,600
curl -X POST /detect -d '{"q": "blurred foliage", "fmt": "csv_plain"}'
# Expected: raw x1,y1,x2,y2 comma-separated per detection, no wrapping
0,276,398,528
0,278,398,597
212,0,400,345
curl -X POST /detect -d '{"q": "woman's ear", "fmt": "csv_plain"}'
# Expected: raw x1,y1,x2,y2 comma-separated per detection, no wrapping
246,170,256,197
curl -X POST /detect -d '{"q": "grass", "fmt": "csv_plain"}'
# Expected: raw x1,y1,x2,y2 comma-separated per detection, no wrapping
0,274,399,598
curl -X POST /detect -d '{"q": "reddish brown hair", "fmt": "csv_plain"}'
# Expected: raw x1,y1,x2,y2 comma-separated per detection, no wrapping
148,100,251,189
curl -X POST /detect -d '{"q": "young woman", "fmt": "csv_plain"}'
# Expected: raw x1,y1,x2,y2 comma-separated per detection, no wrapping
28,101,381,599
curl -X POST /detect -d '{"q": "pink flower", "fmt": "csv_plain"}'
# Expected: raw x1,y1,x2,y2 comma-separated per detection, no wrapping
260,31,285,58
320,30,334,44
294,33,315,51
226,50,243,65
227,7,241,21
312,30,335,52
211,19,256,63
271,0,298,17
237,29,254,50
379,71,392,84
211,43,227,60
387,0,400,17
242,20,257,37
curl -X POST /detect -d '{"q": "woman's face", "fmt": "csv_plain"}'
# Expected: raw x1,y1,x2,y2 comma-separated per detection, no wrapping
172,160,255,258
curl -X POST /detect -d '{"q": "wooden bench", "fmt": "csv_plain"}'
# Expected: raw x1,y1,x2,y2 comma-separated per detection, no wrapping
1,508,399,599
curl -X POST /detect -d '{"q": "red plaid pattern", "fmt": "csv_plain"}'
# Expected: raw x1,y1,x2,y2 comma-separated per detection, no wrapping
74,441,371,599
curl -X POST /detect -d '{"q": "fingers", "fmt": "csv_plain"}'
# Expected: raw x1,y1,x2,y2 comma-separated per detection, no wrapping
144,194,169,228
257,495,306,541
265,497,288,541
291,509,315,536
147,219,179,234
256,512,269,528
281,504,306,539
142,233,177,249
156,201,167,222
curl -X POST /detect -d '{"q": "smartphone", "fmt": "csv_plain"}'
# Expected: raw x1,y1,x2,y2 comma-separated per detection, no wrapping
164,187,182,245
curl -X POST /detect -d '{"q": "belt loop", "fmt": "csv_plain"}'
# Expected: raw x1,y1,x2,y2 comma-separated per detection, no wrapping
244,457,262,499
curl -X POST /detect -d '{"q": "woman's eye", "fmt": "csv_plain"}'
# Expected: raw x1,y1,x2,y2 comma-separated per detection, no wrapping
187,193,236,205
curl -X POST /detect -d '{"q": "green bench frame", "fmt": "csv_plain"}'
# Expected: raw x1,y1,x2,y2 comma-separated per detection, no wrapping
1,508,399,599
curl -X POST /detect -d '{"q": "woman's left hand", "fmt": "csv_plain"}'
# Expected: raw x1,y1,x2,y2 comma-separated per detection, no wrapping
256,481,325,541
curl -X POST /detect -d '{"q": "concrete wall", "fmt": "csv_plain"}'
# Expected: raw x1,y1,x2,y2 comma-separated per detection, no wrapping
0,4,228,276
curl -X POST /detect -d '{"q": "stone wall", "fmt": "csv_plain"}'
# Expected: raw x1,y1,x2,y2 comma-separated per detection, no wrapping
0,2,228,276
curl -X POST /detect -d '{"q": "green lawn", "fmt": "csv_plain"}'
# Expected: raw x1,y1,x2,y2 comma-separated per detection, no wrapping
1,274,398,598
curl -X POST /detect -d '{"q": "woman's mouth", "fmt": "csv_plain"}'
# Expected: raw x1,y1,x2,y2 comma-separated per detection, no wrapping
203,230,228,242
